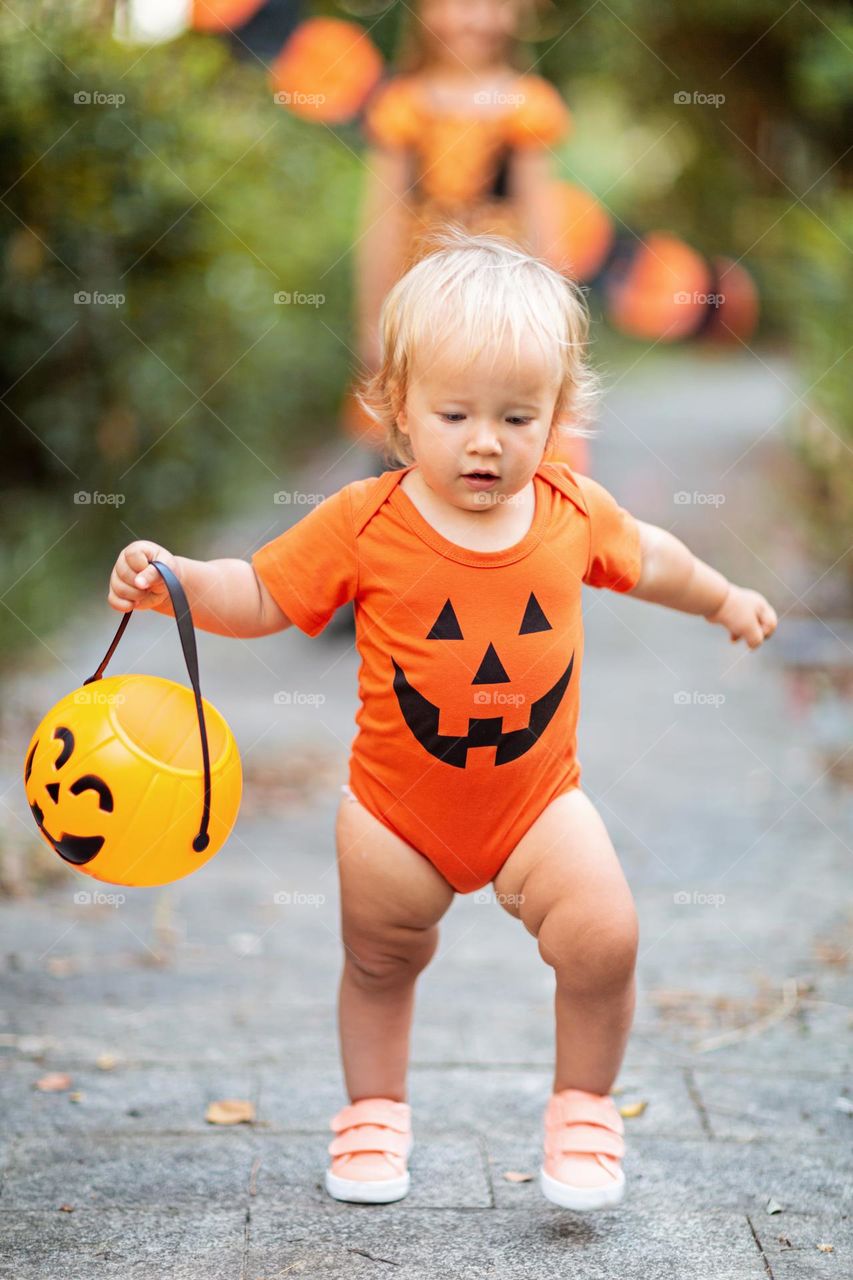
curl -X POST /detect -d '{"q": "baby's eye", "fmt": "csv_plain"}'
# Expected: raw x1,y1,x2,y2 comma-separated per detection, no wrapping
438,412,466,423
506,416,533,426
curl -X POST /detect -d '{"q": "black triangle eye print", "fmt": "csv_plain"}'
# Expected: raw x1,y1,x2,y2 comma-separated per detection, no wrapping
426,598,463,640
519,592,551,634
395,593,573,768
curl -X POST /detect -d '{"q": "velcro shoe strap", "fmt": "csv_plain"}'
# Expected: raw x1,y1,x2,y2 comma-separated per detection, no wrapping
330,1100,411,1134
328,1125,411,1159
545,1122,625,1160
551,1094,624,1135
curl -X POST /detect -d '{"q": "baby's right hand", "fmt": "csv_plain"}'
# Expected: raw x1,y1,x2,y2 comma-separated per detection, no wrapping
108,541,179,613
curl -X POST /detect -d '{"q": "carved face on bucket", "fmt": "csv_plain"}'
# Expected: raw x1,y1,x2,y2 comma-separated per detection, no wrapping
392,592,574,767
24,727,114,865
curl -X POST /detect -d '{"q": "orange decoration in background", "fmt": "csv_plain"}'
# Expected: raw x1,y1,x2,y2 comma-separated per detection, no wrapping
699,256,760,344
547,181,615,284
272,18,384,124
606,231,711,342
191,0,265,32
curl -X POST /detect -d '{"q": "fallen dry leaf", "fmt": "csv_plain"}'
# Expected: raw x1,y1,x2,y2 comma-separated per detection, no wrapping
814,941,848,969
35,1073,72,1092
96,1053,120,1071
502,1171,534,1183
68,1091,83,1103
816,1243,833,1253
619,1100,648,1119
205,1098,256,1126
58,1204,75,1213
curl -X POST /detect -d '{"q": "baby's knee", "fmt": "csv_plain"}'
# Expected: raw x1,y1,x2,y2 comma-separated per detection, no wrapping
537,901,638,990
343,923,439,991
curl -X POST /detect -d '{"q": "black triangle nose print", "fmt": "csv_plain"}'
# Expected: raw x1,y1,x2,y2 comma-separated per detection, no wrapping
520,592,551,634
472,642,510,685
427,598,463,640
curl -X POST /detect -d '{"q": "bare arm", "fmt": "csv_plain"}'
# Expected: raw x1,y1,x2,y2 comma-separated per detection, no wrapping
355,147,411,367
510,149,564,266
108,541,292,639
629,521,778,650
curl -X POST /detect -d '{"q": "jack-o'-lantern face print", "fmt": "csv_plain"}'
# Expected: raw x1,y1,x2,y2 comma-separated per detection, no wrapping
25,727,114,865
393,592,574,768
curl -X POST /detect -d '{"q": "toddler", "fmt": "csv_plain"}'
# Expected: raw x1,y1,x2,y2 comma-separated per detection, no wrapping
108,230,777,1212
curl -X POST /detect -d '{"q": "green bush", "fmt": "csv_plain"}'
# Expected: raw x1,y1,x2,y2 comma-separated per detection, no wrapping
0,12,362,664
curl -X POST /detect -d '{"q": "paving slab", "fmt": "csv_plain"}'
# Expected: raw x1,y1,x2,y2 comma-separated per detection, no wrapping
751,1214,853,1278
245,1206,769,1280
0,1209,246,1280
2,1133,259,1209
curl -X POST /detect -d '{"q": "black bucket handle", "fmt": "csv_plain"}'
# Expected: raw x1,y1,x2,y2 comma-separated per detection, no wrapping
83,561,211,853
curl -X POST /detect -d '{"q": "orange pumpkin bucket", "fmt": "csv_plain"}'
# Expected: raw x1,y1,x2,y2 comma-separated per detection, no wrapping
23,562,241,888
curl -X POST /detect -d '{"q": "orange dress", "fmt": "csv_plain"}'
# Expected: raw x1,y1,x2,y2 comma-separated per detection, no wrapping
363,71,572,265
252,462,642,893
345,73,588,471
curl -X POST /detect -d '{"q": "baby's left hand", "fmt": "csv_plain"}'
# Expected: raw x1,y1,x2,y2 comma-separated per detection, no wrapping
706,585,777,649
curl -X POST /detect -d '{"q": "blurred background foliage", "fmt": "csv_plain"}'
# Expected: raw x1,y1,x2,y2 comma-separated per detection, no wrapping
1,0,850,666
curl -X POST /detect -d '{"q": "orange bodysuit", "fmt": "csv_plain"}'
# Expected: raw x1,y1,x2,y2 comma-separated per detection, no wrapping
251,463,642,893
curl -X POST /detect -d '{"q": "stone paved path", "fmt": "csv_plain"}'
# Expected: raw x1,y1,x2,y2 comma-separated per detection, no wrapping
1,350,850,1278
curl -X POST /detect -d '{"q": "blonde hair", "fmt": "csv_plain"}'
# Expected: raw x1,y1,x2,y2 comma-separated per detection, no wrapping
358,226,599,467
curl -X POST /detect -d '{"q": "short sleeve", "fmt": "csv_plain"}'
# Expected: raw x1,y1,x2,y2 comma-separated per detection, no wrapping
576,474,643,592
505,76,572,148
251,485,358,636
362,77,420,149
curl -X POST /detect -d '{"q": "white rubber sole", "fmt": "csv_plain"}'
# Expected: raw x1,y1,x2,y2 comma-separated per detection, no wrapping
539,1165,625,1211
324,1138,414,1204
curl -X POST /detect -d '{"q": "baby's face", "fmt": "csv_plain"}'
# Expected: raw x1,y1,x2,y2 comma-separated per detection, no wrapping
397,333,561,513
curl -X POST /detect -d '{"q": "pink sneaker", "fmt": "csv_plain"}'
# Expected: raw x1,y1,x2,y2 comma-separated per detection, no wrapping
324,1097,413,1203
540,1088,626,1211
